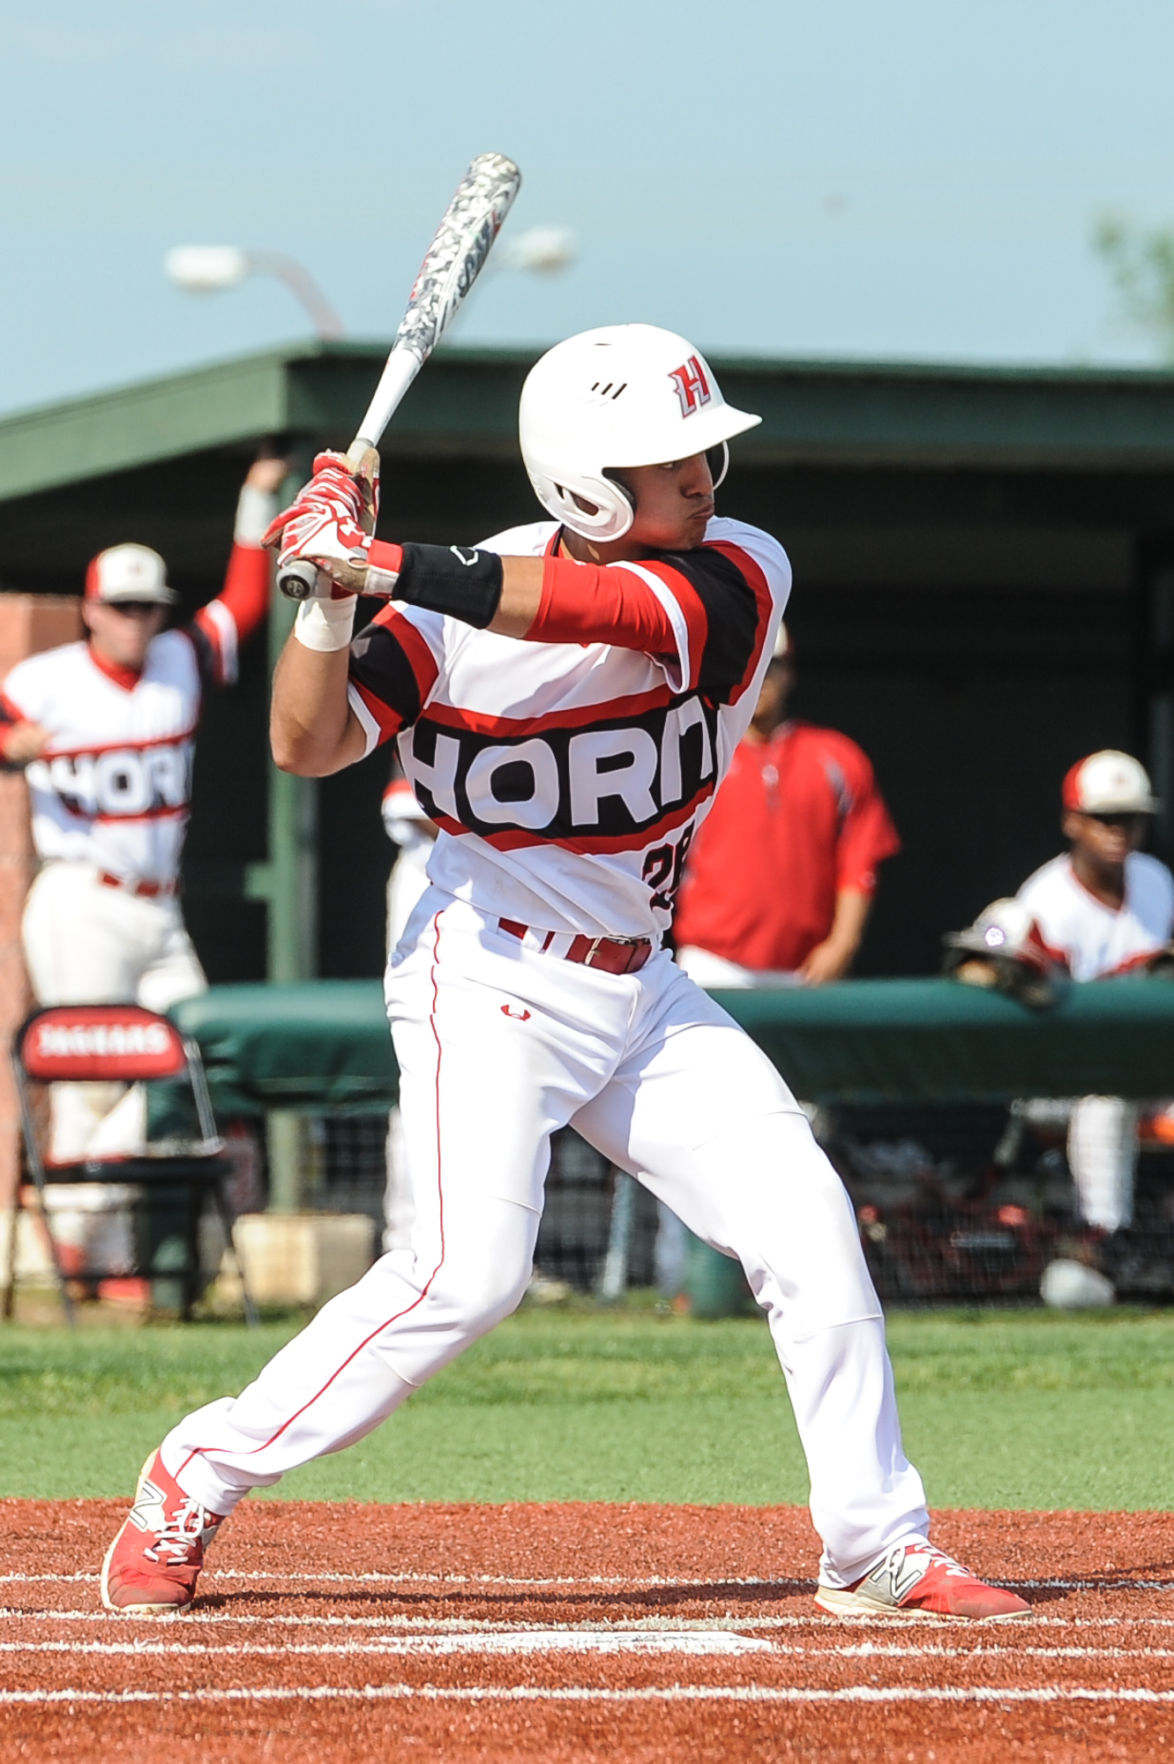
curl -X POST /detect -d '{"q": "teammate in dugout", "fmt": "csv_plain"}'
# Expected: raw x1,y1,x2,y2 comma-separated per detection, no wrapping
0,456,285,1163
102,325,1027,1622
673,621,900,987
948,750,1174,1270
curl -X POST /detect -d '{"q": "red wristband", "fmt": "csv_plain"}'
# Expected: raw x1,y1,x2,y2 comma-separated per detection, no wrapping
368,540,404,576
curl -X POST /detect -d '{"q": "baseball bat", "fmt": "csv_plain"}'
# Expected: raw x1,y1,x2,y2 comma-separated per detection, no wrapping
278,150,522,600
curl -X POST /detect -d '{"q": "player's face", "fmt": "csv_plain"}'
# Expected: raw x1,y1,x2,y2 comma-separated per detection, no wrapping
83,600,167,669
1063,808,1147,868
618,451,716,552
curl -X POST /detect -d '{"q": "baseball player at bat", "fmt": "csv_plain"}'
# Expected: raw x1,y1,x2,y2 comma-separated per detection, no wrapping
102,325,1027,1622
0,456,285,1164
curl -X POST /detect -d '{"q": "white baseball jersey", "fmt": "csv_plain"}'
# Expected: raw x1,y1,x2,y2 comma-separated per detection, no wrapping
0,563,263,888
162,506,941,1590
347,517,791,938
1016,851,1174,981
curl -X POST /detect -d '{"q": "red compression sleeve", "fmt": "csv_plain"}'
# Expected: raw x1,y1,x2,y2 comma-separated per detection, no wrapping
203,543,270,646
528,555,678,654
191,544,271,685
0,692,27,759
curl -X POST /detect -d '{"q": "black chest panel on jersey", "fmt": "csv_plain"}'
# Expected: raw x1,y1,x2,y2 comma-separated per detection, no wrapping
407,691,721,841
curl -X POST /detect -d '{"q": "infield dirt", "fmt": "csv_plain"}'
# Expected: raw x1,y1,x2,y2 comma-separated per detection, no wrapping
3,1499,1173,1762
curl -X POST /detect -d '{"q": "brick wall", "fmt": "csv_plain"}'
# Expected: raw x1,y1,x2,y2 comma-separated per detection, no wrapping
0,598,82,1203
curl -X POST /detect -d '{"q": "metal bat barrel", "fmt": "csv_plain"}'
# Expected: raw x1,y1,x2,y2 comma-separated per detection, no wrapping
276,151,520,603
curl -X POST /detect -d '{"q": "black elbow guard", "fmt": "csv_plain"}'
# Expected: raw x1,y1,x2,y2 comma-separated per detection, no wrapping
394,544,504,628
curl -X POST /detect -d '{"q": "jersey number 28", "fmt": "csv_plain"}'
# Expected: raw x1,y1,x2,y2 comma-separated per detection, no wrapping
642,825,694,912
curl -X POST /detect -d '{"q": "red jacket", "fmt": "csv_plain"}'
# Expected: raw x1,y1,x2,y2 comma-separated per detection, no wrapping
672,720,900,971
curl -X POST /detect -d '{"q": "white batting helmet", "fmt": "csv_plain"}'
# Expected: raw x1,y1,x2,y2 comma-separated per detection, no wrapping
519,324,761,541
944,898,1045,966
942,897,1061,1008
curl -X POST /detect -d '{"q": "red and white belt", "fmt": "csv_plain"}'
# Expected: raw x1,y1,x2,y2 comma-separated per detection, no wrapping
499,918,655,976
98,870,178,900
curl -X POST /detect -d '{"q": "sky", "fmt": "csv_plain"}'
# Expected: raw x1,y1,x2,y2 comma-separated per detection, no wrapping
4,0,1174,418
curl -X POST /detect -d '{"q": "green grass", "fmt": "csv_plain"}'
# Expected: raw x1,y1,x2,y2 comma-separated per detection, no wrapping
3,1302,1174,1509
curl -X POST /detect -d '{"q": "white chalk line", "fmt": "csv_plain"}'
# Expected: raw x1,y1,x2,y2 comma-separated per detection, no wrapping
0,1630,769,1658
4,1684,1174,1707
2,1635,1173,1663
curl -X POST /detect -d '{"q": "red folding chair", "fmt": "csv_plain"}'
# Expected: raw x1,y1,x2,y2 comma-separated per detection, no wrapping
4,1003,257,1325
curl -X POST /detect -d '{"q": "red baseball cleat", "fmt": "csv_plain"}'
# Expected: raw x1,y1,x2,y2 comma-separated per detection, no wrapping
101,1450,226,1615
814,1542,1030,1621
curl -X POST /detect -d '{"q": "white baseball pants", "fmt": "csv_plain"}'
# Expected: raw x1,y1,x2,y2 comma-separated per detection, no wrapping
22,861,206,1162
164,891,929,1585
1067,1095,1139,1233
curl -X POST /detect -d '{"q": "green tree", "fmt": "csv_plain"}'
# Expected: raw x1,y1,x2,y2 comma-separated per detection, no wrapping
1094,213,1174,360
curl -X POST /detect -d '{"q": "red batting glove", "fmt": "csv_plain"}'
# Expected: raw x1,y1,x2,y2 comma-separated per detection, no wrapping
271,505,371,595
307,450,379,528
265,495,369,557
261,451,378,551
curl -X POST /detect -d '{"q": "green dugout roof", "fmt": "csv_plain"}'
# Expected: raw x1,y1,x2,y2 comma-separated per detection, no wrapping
5,339,1174,507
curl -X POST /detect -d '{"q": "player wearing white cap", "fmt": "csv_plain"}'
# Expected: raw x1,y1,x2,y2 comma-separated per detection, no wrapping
947,749,1174,1264
102,325,1026,1623
1016,750,1174,1243
1017,751,1169,983
0,457,284,1162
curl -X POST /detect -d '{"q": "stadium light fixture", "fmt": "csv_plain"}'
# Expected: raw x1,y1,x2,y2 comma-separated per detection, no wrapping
164,247,345,340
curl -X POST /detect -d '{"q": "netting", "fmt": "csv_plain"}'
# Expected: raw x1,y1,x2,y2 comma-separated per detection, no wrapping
27,1102,1174,1313
292,1103,1174,1307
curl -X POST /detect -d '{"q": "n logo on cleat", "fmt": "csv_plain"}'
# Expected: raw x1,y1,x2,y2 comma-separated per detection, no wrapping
885,1548,927,1603
128,1478,165,1534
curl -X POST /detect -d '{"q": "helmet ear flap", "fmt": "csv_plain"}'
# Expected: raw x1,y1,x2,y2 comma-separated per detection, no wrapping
602,470,637,518
541,473,636,541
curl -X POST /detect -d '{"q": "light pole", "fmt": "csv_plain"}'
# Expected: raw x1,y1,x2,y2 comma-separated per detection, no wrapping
165,226,575,339
164,246,345,339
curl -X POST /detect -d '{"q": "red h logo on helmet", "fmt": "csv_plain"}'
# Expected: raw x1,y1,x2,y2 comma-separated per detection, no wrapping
668,355,712,416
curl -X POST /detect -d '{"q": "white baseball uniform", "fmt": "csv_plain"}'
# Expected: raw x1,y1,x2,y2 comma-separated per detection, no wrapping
1017,851,1174,1231
1,487,273,1161
161,513,931,1587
